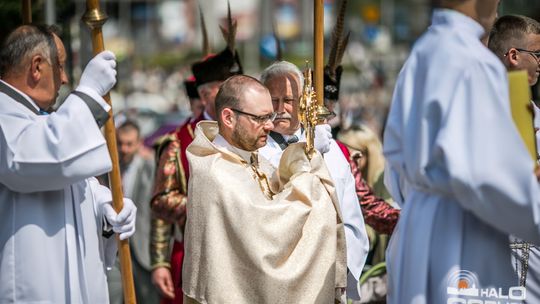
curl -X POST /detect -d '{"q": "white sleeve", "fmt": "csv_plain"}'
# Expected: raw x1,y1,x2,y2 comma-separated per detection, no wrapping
383,73,408,207
0,93,112,193
383,164,405,207
324,142,369,282
88,177,118,268
438,62,540,244
340,165,369,281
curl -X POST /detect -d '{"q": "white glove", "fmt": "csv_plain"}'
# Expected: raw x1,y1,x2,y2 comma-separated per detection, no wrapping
102,198,137,240
76,50,117,97
314,124,332,154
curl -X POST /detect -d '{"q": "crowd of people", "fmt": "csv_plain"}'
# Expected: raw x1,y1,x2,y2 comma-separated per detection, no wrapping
2,0,540,303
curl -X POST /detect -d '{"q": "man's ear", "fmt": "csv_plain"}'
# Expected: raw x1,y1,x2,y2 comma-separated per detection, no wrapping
506,48,520,68
30,54,44,82
221,108,235,128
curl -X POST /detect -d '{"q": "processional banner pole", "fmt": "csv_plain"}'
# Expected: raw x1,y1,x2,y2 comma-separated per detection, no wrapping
82,1,137,303
314,0,324,107
299,0,331,158
22,0,32,24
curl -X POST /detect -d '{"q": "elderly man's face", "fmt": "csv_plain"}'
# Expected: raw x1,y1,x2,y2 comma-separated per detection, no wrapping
231,88,274,151
263,73,301,135
37,34,68,110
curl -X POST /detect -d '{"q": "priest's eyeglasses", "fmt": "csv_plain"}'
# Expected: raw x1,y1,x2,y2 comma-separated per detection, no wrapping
230,108,277,124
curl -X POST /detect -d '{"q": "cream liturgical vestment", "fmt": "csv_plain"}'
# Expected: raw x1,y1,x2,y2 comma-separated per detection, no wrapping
260,130,369,299
383,10,540,303
0,81,117,303
182,121,347,304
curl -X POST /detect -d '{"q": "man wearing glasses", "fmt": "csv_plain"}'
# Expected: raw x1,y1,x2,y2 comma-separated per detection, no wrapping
182,75,347,303
489,15,540,88
488,15,540,142
488,14,540,303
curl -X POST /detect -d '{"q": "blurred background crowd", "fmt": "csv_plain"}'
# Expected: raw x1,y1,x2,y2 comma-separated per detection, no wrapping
1,0,539,302
0,0,540,303
1,0,538,145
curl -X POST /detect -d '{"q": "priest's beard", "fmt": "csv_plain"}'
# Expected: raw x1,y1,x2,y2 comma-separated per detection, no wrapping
232,123,264,151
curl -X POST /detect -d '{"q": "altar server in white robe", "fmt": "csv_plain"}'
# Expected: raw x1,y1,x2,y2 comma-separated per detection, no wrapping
488,14,540,303
383,2,540,303
259,61,369,297
0,25,136,304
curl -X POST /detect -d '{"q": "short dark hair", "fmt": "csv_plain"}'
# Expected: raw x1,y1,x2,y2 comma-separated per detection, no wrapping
0,24,61,77
214,75,268,126
488,15,540,59
118,120,140,138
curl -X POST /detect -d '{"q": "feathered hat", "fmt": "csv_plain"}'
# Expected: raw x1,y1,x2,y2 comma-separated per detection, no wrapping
324,0,350,101
183,5,214,99
192,1,243,87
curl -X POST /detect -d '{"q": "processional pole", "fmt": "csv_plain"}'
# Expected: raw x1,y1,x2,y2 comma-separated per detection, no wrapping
313,0,331,117
299,0,332,158
22,0,32,24
314,0,324,107
82,1,137,303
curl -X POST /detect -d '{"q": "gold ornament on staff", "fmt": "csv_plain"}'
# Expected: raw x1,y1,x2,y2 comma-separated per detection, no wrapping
299,0,331,158
299,64,327,159
82,1,137,303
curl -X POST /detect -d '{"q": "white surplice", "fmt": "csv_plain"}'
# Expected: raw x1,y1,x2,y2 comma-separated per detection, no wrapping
259,131,369,298
0,83,116,304
383,9,540,303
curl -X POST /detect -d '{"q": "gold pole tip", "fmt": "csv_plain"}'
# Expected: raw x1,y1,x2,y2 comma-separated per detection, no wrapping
82,8,108,29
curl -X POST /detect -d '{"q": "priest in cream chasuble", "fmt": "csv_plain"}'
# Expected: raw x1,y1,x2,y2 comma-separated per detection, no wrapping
182,75,347,304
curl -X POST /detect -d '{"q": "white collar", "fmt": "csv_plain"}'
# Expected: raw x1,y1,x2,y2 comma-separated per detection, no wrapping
431,9,485,39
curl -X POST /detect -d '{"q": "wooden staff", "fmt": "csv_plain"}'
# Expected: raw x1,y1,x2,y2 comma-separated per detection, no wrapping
82,1,137,303
314,0,323,107
21,0,32,24
313,0,331,119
